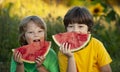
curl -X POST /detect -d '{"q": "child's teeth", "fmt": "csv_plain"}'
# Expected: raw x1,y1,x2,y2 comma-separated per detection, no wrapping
33,39,40,42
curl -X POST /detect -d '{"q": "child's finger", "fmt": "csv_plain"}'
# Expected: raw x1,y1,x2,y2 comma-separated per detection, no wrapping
16,52,21,62
19,53,22,59
41,56,45,60
64,42,68,52
59,44,62,51
35,60,41,65
14,51,19,61
35,60,42,68
36,58,42,62
35,60,39,64
18,52,22,60
62,43,65,52
36,56,41,61
68,43,71,51
36,56,45,63
60,43,64,52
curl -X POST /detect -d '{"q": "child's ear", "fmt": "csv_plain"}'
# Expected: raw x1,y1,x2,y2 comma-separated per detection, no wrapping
87,31,90,34
22,36,26,41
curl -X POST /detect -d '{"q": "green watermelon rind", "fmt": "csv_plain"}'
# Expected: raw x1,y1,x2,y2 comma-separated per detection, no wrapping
52,34,91,52
12,42,51,63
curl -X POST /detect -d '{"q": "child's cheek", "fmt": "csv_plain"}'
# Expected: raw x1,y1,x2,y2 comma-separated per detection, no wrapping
40,37,45,41
27,38,33,44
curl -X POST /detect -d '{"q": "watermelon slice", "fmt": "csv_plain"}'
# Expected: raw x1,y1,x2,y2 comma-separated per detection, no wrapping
12,41,51,63
52,32,91,52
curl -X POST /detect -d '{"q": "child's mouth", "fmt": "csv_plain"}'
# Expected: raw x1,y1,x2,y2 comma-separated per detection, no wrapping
33,39,40,42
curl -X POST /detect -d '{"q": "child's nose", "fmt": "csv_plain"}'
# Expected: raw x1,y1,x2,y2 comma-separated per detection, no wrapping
34,32,39,37
73,27,79,32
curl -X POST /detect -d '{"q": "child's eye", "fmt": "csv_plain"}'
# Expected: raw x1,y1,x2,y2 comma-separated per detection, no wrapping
78,26,83,28
27,31,33,33
38,31,42,32
68,26,73,28
38,30,44,33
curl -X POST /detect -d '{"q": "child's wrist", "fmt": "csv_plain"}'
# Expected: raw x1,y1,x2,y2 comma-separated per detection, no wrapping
37,64,48,72
68,55,74,58
36,64,44,68
17,62,24,65
66,53,74,58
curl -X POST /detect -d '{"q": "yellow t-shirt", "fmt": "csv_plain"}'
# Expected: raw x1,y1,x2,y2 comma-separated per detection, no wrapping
58,37,112,72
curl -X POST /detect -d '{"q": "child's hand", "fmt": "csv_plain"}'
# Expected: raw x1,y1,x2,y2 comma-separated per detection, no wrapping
35,56,49,72
60,43,73,58
13,51,23,65
35,56,45,68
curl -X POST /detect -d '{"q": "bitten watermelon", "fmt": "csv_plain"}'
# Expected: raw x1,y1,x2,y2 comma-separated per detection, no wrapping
12,41,51,63
52,32,91,52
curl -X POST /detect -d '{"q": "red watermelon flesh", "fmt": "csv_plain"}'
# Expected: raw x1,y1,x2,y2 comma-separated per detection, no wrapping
52,32,91,52
12,41,51,63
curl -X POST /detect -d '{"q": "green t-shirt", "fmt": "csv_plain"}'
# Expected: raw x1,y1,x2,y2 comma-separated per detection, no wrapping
10,48,59,72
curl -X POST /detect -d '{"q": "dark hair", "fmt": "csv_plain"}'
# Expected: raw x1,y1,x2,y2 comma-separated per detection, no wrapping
19,16,47,46
63,6,94,31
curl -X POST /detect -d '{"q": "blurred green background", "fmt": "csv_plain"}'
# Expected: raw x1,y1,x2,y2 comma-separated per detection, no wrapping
0,0,120,72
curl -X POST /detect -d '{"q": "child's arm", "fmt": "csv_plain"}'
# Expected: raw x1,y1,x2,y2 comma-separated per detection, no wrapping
13,51,24,72
100,64,112,72
60,43,77,72
16,63,24,72
35,56,49,72
67,54,77,72
96,39,112,72
36,65,48,72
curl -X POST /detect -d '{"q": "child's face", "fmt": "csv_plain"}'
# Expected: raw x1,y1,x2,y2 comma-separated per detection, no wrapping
67,23,89,34
25,21,45,44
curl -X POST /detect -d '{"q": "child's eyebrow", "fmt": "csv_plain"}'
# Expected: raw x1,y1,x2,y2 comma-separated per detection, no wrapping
68,24,73,26
26,30,32,32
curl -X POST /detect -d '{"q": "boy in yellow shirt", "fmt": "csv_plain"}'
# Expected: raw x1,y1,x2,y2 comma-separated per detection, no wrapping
58,6,112,72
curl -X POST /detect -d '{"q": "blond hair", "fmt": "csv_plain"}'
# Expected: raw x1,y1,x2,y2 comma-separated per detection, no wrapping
19,16,47,46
